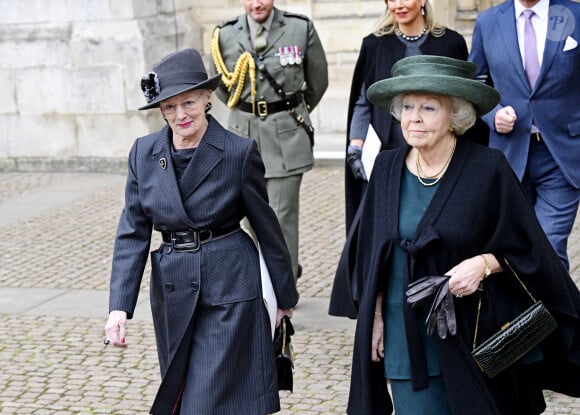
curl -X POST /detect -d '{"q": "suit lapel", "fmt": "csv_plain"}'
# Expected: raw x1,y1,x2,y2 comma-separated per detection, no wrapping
152,126,195,226
497,2,531,93
179,117,225,201
534,2,567,93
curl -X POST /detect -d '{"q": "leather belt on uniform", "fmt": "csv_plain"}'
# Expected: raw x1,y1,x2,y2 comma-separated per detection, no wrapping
160,225,240,252
236,93,303,117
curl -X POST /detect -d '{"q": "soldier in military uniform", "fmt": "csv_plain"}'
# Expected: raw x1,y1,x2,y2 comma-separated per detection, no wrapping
209,0,328,281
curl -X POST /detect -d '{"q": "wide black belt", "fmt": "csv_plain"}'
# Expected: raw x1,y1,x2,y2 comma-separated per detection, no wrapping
236,93,303,117
160,225,240,252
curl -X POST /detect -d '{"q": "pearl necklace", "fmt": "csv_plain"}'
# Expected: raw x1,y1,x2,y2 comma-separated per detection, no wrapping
396,25,428,42
415,136,457,187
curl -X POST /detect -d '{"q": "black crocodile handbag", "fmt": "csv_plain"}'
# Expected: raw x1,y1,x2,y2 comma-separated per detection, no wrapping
471,259,557,379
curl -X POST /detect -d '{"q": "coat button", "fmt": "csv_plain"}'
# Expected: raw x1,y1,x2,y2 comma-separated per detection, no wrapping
191,281,199,291
164,283,174,292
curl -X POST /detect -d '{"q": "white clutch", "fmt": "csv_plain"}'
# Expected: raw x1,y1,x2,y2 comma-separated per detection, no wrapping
361,124,381,178
259,246,277,339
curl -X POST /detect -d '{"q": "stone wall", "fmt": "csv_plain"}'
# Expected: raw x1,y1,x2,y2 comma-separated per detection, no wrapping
0,0,490,172
0,0,205,171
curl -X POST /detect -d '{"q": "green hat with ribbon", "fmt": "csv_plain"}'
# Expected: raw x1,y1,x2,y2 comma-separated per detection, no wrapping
367,55,500,116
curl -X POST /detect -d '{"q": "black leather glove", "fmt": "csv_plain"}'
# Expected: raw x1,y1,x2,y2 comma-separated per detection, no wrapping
425,279,457,340
346,145,367,182
406,275,449,306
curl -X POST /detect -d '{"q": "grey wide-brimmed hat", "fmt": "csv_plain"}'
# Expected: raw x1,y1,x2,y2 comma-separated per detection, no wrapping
138,48,222,110
367,55,500,116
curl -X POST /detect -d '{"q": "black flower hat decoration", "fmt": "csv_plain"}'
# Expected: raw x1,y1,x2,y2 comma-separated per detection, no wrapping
141,72,161,103
137,49,222,110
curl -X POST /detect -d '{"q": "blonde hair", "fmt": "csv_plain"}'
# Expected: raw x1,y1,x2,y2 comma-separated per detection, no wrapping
373,0,446,38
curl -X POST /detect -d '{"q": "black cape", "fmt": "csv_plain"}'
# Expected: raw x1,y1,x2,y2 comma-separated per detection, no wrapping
334,140,580,414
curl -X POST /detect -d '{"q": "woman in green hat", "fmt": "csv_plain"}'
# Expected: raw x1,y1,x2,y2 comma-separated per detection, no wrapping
342,0,470,236
335,55,580,414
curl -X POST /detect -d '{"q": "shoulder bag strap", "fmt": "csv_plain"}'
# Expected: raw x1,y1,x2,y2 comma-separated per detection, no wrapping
472,258,538,349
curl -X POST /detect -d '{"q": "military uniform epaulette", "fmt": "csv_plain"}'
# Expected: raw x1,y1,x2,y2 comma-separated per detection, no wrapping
217,17,238,28
281,11,311,22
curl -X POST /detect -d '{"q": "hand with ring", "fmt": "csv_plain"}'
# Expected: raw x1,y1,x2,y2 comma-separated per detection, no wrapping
447,255,496,297
104,310,128,348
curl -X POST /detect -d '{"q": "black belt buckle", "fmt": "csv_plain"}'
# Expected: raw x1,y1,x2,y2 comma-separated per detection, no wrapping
169,230,211,252
257,100,268,117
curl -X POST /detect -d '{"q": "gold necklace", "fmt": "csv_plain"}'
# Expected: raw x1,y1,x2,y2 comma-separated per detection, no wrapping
415,136,457,187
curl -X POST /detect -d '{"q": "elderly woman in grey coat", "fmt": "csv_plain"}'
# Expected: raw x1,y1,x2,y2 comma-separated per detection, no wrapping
104,48,298,415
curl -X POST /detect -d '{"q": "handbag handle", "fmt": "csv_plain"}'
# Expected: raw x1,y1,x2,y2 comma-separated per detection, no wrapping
472,258,538,349
282,318,288,352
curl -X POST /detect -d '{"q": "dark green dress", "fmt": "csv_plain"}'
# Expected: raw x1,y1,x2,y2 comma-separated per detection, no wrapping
382,167,451,414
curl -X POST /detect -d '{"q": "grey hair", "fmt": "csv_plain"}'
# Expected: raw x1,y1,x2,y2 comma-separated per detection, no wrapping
390,94,476,135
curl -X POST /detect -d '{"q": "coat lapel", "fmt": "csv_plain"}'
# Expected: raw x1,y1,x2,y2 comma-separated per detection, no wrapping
152,125,195,227
234,15,254,53
178,117,225,201
263,9,285,55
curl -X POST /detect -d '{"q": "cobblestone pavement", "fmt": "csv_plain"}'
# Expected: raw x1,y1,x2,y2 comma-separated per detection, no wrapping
0,167,578,414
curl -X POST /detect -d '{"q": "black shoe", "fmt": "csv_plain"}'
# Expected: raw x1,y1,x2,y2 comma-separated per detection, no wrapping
296,264,302,280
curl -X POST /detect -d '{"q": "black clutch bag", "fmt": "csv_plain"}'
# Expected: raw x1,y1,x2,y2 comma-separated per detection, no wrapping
471,259,557,378
273,315,295,391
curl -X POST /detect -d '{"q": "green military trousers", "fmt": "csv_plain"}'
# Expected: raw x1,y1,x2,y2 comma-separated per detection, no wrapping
266,174,303,281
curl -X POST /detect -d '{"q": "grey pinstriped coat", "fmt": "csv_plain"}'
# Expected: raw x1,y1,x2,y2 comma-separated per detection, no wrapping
108,116,299,414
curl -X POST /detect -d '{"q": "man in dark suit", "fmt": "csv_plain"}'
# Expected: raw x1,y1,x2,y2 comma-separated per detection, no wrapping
469,0,580,270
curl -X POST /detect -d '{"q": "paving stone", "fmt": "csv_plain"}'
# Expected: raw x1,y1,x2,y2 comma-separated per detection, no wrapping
0,168,578,414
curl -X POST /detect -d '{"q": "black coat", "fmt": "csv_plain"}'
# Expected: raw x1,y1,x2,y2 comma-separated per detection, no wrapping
335,139,580,414
344,29,469,232
109,117,299,414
